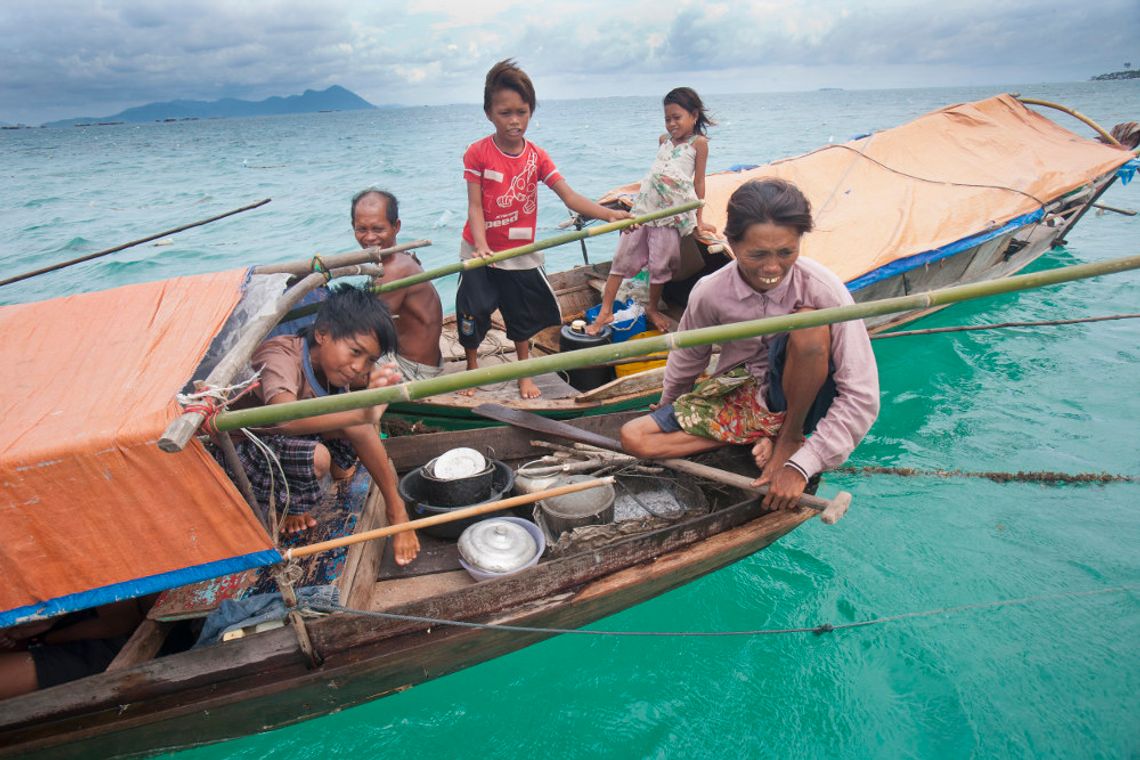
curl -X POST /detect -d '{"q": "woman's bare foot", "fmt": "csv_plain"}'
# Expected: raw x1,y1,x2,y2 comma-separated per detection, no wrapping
518,377,542,399
282,512,317,535
587,311,614,336
646,310,672,333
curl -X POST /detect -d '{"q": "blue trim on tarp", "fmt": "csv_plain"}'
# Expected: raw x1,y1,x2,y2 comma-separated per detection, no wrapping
0,549,282,628
1117,158,1138,186
846,208,1045,292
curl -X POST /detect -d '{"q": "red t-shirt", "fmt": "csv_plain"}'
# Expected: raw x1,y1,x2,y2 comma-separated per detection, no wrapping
462,136,564,252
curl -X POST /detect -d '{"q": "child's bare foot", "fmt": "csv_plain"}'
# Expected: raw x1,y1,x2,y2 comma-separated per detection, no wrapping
587,311,613,336
647,310,672,333
282,512,317,535
458,386,478,397
392,530,420,566
751,437,774,469
518,377,542,399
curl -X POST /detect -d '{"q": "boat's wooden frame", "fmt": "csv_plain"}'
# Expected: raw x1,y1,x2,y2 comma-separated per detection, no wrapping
0,412,817,759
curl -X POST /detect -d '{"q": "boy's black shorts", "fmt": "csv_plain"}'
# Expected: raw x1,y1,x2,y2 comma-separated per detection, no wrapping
456,265,562,349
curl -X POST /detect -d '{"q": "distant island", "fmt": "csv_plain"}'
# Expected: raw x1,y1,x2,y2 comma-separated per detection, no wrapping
43,85,381,128
1091,69,1140,81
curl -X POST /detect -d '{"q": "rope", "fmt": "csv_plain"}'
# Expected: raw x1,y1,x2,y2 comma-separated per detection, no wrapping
239,428,290,538
311,255,332,283
873,313,1140,340
835,465,1138,485
307,584,1136,638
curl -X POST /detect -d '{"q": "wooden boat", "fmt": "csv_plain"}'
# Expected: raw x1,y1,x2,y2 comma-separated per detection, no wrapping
384,94,1136,431
0,411,830,758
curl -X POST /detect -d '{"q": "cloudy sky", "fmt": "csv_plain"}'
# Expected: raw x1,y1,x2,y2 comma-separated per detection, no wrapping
2,0,1135,124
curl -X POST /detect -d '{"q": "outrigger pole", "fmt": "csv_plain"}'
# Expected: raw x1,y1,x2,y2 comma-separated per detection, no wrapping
197,252,1140,436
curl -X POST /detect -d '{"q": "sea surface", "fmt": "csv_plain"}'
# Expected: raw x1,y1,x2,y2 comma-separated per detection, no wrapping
2,80,1138,759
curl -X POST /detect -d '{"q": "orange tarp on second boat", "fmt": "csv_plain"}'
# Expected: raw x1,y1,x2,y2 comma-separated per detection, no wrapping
0,269,279,626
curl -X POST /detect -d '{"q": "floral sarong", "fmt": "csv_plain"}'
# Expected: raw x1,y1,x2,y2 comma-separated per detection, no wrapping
672,367,785,444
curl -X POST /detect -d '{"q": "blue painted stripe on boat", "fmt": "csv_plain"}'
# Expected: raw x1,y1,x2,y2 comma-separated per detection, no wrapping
0,549,282,628
846,208,1045,292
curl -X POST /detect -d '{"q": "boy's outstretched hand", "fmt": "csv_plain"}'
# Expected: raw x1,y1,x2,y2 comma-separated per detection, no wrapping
361,362,402,425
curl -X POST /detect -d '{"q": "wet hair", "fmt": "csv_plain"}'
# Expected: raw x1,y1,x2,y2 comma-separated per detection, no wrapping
724,179,814,243
663,87,716,136
350,187,399,226
484,59,537,113
309,284,397,355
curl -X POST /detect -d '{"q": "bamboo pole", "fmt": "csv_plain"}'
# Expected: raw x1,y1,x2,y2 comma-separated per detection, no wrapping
371,201,703,294
284,476,615,560
0,198,271,288
201,252,1140,434
253,240,431,277
1015,97,1123,147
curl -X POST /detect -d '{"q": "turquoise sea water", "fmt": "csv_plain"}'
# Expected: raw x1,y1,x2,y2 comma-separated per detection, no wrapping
2,80,1138,758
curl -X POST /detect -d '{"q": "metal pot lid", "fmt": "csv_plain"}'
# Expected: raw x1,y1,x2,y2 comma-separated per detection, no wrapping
539,474,616,518
458,519,538,573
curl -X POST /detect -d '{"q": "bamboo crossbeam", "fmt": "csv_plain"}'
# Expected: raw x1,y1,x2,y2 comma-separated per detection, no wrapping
0,198,271,288
371,201,703,294
253,240,431,277
199,253,1140,435
1015,97,1123,147
284,476,615,560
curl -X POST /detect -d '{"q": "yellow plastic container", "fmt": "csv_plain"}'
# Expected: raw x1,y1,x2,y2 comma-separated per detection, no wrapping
614,330,669,377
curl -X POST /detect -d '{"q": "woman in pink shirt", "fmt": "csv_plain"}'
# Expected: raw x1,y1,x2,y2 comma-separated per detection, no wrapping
621,178,880,511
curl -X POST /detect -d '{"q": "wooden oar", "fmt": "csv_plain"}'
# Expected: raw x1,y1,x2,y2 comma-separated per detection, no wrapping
284,476,615,560
0,198,271,288
470,403,851,525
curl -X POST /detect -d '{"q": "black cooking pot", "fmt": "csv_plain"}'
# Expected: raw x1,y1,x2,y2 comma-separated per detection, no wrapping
398,459,517,540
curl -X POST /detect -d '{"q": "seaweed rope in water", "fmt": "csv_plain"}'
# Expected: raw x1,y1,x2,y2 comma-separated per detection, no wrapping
306,584,1136,637
834,466,1138,484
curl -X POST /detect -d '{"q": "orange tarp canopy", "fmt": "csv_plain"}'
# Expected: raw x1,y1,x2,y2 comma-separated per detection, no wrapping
0,269,279,626
604,95,1132,284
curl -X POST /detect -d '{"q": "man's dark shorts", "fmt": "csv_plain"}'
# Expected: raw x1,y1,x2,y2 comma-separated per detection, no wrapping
650,333,838,434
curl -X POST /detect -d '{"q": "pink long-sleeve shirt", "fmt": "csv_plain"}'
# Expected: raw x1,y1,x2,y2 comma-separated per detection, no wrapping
660,257,880,478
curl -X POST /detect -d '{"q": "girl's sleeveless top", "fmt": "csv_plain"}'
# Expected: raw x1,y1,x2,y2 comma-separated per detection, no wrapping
631,135,698,235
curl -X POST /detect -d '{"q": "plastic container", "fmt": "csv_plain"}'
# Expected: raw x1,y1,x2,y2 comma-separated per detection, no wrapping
458,517,546,582
558,321,615,392
585,300,647,343
614,329,667,377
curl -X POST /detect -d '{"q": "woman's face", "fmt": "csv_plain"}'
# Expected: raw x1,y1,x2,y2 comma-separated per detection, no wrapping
732,221,801,292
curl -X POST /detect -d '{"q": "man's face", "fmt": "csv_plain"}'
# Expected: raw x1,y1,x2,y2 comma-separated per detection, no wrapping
353,195,401,250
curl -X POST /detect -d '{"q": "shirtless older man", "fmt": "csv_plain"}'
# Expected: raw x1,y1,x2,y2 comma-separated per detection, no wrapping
351,188,444,381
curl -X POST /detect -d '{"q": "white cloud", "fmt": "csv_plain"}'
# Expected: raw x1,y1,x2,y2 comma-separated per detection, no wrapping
0,0,1135,124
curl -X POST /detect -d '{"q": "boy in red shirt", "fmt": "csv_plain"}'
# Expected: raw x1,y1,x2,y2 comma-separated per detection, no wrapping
458,59,630,399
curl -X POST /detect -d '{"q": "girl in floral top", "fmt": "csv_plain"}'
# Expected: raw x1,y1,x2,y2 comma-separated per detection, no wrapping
589,87,717,334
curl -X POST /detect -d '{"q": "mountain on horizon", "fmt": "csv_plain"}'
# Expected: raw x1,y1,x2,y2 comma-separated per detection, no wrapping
43,85,379,127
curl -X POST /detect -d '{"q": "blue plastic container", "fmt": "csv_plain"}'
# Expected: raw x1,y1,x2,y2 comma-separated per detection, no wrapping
585,300,647,343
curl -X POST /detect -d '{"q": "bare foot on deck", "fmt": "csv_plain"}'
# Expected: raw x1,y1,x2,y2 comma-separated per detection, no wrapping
392,530,420,566
646,310,672,333
458,386,479,397
518,377,542,399
282,512,317,535
587,311,614,336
